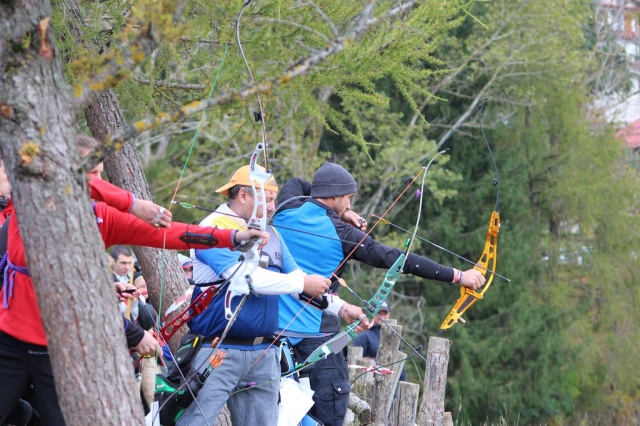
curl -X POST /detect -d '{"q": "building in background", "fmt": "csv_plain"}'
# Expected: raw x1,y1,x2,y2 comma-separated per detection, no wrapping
595,1,640,158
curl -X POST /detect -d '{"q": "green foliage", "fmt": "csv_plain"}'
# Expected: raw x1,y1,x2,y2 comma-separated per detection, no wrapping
50,0,640,424
396,0,640,424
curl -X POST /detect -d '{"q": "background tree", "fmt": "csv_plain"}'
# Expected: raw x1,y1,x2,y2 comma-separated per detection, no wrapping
390,0,640,423
0,3,144,424
2,0,476,422
3,0,638,423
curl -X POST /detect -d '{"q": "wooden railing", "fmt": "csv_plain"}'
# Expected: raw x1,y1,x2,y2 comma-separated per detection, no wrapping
345,319,453,426
214,319,453,426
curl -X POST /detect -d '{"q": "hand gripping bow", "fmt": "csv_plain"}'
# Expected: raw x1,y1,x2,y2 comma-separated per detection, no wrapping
298,253,405,368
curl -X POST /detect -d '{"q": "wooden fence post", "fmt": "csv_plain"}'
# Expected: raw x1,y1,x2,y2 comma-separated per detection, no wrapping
444,412,454,426
416,336,451,426
348,345,375,404
346,345,373,425
372,320,407,426
393,381,421,426
348,393,373,425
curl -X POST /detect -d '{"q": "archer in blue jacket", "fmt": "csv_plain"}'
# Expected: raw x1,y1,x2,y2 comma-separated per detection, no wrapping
178,165,330,426
273,162,486,426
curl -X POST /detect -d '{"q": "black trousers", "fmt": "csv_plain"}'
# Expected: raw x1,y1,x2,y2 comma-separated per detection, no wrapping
293,335,351,426
0,332,65,425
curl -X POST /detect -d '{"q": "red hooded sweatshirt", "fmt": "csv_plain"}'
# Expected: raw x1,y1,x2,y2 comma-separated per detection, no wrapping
0,179,235,346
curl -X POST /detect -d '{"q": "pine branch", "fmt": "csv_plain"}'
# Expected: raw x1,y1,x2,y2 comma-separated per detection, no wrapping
73,23,162,107
102,0,422,158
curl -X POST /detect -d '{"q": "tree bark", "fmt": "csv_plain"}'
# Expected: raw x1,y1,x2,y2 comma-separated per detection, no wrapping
85,89,190,349
0,2,143,424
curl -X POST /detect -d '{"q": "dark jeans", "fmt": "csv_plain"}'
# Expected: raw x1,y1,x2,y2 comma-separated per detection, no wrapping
293,335,350,426
0,332,65,425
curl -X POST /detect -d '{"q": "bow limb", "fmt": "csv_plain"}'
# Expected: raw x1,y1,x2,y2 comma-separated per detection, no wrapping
440,101,501,330
236,0,269,166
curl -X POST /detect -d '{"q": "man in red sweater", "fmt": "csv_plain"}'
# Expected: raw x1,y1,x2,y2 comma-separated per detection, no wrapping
0,155,268,425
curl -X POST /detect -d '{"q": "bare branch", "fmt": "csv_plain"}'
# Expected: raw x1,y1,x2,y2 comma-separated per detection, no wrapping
306,0,339,38
436,61,505,149
179,36,221,45
132,75,206,90
254,17,331,44
180,38,214,79
408,25,516,128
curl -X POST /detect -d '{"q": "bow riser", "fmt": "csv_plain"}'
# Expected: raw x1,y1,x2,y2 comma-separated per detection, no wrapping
300,323,359,367
363,253,404,315
474,210,500,297
224,142,270,319
440,210,500,330
161,286,221,342
298,254,406,369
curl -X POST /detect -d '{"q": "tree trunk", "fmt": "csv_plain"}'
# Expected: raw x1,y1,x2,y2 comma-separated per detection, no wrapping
85,89,190,349
0,3,143,424
417,337,451,426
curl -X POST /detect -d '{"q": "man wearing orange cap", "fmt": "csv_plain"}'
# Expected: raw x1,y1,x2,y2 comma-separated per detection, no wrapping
178,165,331,426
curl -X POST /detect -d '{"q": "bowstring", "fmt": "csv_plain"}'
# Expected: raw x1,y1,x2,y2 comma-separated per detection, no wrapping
344,150,448,369
361,99,502,373
142,26,233,426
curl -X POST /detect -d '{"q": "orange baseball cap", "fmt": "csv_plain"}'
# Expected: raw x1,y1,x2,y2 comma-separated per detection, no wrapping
215,165,279,196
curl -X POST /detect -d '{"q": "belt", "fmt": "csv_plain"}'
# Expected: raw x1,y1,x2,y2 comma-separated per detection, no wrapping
201,335,279,346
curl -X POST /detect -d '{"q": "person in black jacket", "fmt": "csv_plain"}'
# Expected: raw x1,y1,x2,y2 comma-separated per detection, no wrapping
273,162,486,426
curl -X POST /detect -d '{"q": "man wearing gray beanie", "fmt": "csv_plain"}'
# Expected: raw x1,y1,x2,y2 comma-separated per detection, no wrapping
309,162,358,199
273,162,485,426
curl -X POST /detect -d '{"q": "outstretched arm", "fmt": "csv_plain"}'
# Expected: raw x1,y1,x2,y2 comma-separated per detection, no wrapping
88,178,172,227
97,202,268,251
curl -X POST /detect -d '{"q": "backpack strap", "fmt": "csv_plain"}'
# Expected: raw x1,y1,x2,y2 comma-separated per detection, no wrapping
0,214,10,258
0,215,11,292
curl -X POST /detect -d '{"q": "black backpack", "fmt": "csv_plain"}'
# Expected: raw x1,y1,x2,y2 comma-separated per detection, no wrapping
154,332,205,426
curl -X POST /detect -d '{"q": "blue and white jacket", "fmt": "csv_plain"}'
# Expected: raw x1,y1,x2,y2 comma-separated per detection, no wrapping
273,178,456,336
189,204,305,349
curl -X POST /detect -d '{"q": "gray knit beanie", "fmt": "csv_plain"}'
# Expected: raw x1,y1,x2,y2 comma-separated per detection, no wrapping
310,162,357,198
